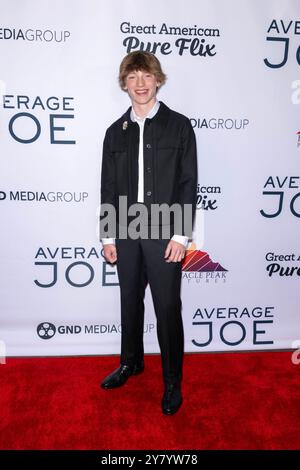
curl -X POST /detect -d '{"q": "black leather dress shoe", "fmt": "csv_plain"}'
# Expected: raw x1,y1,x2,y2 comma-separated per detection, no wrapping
161,384,183,415
101,362,144,389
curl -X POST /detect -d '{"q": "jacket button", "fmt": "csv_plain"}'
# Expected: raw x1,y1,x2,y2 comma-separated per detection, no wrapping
146,191,152,197
146,143,152,149
147,167,151,173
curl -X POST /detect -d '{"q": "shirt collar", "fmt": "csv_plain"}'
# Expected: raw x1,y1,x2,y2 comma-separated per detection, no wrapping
130,100,160,123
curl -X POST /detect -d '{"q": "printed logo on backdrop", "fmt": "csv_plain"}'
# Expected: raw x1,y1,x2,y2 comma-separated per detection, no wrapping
190,117,249,131
34,246,119,288
0,27,70,43
264,19,300,68
120,21,220,57
37,322,56,340
0,190,88,203
297,130,300,148
260,176,300,218
1,95,76,144
191,306,275,348
265,252,300,278
182,186,227,284
182,248,227,284
197,184,221,212
36,322,154,339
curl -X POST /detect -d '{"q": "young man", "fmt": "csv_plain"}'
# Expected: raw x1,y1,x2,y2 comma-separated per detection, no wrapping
100,51,197,415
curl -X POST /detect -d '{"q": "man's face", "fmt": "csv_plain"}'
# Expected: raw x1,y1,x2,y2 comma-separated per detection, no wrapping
124,69,160,107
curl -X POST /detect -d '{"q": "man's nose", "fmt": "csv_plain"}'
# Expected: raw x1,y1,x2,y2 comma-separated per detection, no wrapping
137,76,145,87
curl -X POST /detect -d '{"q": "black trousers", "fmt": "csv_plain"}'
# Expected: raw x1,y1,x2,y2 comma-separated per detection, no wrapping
115,236,184,386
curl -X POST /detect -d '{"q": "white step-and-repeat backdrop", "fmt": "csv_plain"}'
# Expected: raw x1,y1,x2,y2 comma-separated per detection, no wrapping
0,0,299,357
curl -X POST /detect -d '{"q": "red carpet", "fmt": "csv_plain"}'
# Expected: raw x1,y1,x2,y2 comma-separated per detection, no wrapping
0,352,299,450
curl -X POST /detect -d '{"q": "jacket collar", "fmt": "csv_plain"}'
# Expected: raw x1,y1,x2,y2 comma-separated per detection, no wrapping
130,100,160,123
123,101,170,127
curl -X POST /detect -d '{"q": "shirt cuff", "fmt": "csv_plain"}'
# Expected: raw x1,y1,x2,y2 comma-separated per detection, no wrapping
171,234,189,248
101,238,115,245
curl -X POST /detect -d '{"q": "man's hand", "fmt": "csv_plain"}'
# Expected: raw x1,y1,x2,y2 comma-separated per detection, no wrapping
164,240,186,263
103,244,117,264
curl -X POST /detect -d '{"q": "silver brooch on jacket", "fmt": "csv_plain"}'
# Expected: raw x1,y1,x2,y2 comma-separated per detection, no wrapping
122,120,128,130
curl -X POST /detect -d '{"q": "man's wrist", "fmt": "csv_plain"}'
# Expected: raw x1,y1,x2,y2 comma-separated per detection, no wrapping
102,238,116,245
171,234,189,248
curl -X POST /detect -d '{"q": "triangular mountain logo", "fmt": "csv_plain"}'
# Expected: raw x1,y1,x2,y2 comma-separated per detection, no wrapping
182,244,227,272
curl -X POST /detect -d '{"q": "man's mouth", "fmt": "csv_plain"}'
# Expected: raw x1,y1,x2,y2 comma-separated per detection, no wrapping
135,89,148,95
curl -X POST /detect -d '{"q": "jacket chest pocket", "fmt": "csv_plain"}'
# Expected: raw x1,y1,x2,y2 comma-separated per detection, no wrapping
156,146,182,164
112,149,127,157
112,150,127,167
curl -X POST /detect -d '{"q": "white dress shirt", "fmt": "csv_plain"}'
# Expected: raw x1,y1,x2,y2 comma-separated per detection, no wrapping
102,100,189,248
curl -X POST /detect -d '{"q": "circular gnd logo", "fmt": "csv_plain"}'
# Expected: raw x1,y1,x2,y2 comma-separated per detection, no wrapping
37,322,56,340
